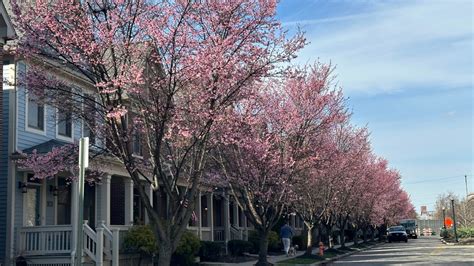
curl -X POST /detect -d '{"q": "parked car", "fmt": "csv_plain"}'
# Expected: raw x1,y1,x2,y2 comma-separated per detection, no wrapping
387,226,408,243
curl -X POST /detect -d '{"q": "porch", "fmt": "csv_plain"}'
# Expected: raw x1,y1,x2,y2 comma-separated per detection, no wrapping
14,172,252,264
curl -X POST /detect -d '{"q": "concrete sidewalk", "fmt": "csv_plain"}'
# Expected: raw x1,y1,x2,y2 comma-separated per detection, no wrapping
200,240,366,266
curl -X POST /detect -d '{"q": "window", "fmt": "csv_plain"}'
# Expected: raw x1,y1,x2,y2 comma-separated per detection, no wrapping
83,94,96,144
132,132,143,156
57,111,72,138
27,94,45,131
57,88,74,140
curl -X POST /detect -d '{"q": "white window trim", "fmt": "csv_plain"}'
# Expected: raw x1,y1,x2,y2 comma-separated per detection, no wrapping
25,92,47,136
55,108,74,143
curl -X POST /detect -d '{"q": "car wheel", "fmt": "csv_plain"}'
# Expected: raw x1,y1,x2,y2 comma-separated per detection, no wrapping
405,239,408,243
414,236,417,239
388,239,392,243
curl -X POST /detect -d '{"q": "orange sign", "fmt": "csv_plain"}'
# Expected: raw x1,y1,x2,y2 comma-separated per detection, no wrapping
445,217,453,228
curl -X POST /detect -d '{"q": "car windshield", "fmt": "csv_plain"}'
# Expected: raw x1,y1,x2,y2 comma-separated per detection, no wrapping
389,226,405,232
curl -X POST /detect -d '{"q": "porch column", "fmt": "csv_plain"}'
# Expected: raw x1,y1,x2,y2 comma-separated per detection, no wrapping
124,179,134,225
145,183,153,224
197,191,202,238
100,175,111,226
244,213,249,241
208,193,214,241
224,192,230,245
232,200,239,227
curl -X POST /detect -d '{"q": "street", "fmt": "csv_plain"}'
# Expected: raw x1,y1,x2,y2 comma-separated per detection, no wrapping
329,236,474,265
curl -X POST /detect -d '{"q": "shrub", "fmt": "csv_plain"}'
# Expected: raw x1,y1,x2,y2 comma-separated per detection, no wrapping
199,241,225,261
172,231,201,265
123,225,158,256
228,240,253,256
248,230,281,253
458,227,474,238
268,231,281,251
292,235,307,250
440,228,454,239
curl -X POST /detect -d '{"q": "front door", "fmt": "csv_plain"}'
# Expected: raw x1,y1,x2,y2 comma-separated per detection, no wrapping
57,178,71,225
84,184,96,229
24,186,41,226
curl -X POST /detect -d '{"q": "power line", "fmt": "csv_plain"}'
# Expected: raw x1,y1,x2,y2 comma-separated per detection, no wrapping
404,175,465,185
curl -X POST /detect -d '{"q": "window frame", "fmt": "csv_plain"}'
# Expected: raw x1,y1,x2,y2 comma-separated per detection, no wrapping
25,92,47,135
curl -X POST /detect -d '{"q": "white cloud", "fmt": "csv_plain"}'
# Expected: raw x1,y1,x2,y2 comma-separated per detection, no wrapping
288,0,473,94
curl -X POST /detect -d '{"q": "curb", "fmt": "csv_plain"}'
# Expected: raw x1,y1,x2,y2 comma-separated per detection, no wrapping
440,238,456,246
312,242,385,266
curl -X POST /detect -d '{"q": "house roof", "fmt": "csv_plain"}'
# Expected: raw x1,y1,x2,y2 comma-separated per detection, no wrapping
23,139,70,154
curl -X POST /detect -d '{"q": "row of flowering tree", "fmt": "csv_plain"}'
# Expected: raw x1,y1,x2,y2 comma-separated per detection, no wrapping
11,0,414,265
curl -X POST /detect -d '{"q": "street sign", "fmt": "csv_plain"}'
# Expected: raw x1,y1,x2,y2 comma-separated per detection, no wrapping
445,217,453,228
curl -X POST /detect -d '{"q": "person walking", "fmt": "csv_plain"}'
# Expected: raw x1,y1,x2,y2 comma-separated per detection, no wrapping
280,221,294,256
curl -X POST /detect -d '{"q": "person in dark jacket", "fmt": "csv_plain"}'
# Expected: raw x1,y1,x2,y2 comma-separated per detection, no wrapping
280,221,294,256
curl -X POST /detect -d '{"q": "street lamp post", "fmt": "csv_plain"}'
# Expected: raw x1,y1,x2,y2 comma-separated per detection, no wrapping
442,207,446,230
450,199,458,242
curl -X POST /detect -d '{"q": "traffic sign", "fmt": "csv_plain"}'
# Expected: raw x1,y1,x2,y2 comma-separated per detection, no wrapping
445,217,453,228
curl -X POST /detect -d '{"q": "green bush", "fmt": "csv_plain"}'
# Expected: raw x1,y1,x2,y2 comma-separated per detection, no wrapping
199,241,225,261
172,231,201,265
227,240,253,256
123,225,158,256
458,227,474,238
248,230,281,253
268,231,281,251
292,235,307,250
440,228,454,239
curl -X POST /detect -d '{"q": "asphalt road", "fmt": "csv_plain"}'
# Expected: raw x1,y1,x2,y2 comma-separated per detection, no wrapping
329,236,474,265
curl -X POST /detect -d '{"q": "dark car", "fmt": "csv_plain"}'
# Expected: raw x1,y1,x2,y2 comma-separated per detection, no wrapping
387,226,408,243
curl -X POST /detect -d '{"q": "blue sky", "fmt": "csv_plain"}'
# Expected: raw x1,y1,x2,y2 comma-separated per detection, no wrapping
277,0,473,212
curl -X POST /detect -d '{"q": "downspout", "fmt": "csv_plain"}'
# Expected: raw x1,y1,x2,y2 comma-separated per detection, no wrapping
5,56,18,265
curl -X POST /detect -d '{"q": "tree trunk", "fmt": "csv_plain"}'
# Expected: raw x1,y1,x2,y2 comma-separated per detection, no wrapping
158,241,173,266
371,227,375,242
305,226,313,255
363,228,367,243
353,226,358,245
256,230,269,266
326,224,333,249
339,227,346,248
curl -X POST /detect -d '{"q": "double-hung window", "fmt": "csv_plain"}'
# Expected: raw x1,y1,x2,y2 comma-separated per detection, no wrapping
83,94,96,145
27,95,45,131
57,88,73,140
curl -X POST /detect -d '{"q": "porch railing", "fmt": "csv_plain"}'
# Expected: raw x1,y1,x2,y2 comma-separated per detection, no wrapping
230,225,242,240
214,227,225,241
83,221,120,266
19,225,73,256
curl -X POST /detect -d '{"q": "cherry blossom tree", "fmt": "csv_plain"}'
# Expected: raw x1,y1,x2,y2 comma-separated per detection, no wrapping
212,63,346,264
11,0,305,264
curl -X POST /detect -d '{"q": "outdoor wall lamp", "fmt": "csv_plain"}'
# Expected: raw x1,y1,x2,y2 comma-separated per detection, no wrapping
18,181,27,193
50,185,59,196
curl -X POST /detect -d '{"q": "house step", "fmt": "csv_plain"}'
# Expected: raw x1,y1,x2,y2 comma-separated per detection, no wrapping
18,255,71,266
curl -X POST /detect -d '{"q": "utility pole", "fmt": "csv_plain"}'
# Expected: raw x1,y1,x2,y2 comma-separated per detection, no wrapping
442,207,446,229
450,199,458,243
465,175,469,198
75,137,89,266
